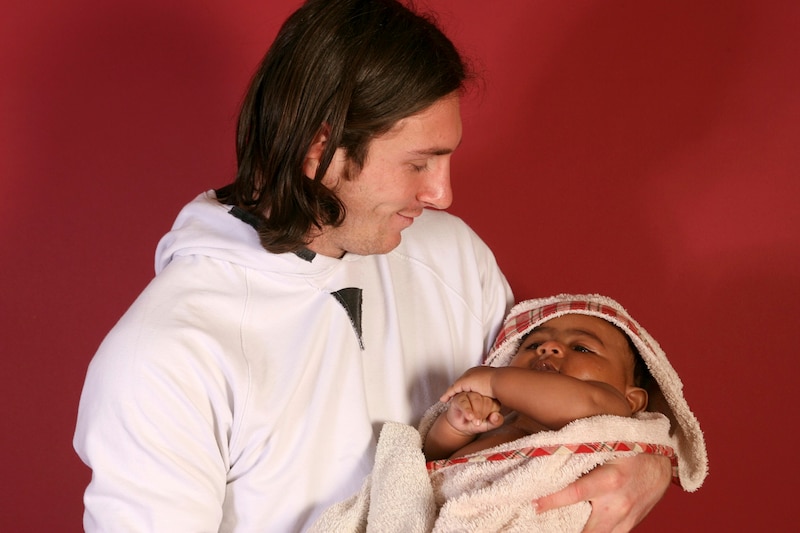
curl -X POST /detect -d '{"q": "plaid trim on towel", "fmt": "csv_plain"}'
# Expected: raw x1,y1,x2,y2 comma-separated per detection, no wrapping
426,441,678,479
491,300,659,364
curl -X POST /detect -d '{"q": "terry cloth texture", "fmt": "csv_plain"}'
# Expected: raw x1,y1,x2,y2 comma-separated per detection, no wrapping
310,414,675,533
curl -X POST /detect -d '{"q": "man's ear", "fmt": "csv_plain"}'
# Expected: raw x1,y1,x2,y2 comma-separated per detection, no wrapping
302,123,331,178
625,386,649,414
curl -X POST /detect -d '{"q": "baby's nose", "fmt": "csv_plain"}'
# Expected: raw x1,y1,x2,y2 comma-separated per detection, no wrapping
536,341,564,357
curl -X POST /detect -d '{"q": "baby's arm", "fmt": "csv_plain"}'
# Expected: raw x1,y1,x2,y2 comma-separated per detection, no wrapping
422,391,502,461
441,366,633,430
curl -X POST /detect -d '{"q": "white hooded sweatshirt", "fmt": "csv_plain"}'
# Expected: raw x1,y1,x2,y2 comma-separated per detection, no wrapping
74,191,512,532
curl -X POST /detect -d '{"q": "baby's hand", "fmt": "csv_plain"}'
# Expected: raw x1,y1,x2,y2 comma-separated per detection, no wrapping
446,391,503,435
440,366,496,403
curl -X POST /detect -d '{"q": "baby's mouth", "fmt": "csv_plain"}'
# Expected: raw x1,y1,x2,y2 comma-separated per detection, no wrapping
534,359,558,373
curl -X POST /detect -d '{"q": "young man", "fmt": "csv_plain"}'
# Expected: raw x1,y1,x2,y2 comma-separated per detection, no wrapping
73,1,671,531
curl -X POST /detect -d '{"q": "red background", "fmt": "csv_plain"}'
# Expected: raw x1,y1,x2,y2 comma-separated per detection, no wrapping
3,1,799,531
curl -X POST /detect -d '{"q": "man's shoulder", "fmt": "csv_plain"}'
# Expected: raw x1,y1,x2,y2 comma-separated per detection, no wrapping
394,209,493,266
404,209,477,243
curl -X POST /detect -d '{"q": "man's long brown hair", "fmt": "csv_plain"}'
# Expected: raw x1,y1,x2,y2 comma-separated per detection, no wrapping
217,0,470,253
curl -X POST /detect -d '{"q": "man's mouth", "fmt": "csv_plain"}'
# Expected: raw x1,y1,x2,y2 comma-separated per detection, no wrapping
396,210,422,228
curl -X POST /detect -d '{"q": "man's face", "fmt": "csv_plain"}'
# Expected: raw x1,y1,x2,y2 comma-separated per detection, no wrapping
308,94,462,258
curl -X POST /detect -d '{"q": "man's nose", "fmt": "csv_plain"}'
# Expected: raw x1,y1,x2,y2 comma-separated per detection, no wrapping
417,160,453,210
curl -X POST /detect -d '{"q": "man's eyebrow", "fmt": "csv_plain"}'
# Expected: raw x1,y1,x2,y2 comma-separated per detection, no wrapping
407,139,462,157
407,147,456,157
408,148,455,157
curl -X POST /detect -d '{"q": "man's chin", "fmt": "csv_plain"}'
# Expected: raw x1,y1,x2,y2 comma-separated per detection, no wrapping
366,234,403,256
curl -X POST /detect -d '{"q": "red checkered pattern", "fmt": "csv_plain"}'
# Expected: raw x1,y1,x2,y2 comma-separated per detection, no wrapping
492,300,651,355
426,441,677,478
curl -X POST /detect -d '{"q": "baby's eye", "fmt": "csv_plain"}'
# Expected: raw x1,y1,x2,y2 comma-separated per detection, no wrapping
573,345,592,353
526,342,541,351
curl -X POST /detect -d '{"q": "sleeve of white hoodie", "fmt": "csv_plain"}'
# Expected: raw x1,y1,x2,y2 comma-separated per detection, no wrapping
73,258,247,532
72,193,264,531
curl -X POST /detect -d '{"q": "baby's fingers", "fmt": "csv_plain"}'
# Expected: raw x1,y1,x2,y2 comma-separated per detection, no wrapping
439,384,467,403
486,410,504,429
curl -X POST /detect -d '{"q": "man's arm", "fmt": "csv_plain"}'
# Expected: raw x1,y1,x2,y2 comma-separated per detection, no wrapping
74,337,230,530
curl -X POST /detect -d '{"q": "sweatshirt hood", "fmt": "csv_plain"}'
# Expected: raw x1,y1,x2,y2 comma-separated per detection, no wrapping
154,190,350,275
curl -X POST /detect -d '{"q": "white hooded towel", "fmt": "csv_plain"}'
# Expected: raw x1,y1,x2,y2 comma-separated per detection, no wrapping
309,294,708,532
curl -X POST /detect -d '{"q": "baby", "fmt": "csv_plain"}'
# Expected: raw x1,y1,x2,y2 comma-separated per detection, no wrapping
424,310,651,460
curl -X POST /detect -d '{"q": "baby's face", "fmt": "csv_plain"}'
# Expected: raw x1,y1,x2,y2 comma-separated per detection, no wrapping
509,314,636,394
